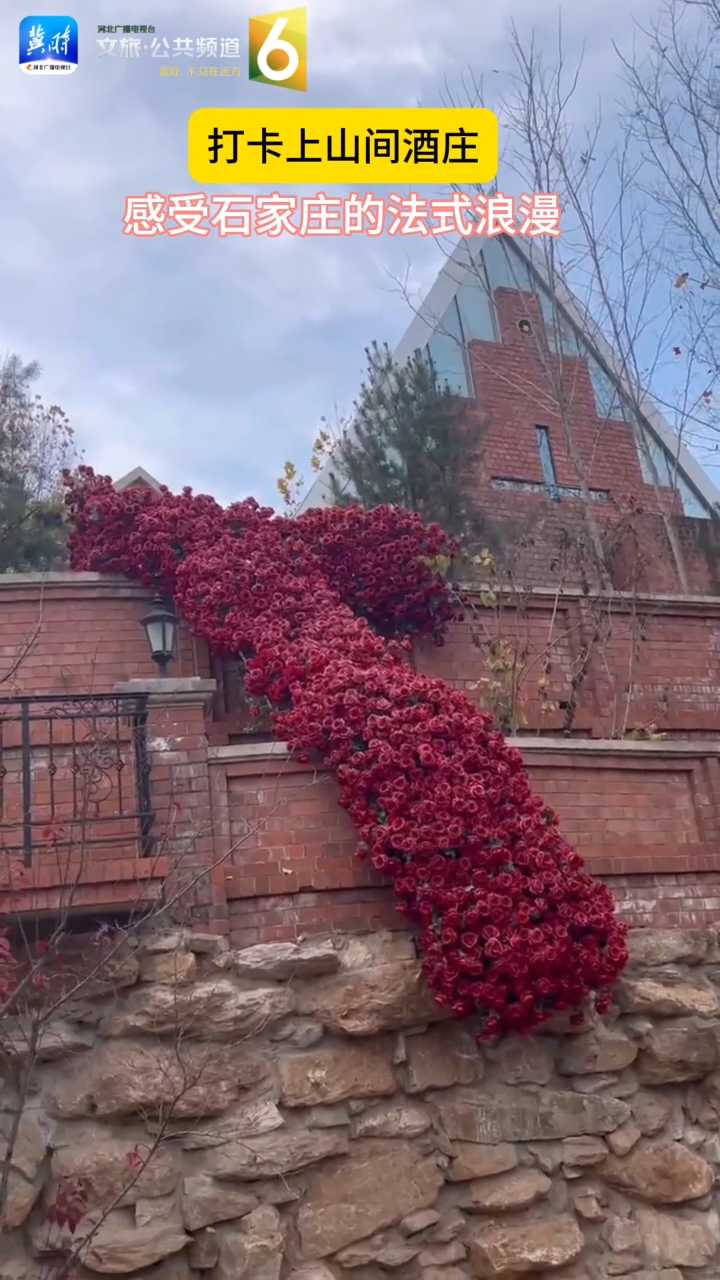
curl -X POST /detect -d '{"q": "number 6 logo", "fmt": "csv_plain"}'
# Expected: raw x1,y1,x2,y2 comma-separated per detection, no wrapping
249,7,307,92
257,18,298,81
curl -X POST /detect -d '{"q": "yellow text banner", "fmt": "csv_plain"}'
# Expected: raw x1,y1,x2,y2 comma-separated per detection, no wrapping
188,107,498,185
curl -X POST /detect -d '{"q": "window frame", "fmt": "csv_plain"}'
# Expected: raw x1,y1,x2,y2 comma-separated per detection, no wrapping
536,425,560,499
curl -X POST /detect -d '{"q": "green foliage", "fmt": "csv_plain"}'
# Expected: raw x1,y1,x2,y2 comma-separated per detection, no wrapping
0,355,76,571
327,341,495,548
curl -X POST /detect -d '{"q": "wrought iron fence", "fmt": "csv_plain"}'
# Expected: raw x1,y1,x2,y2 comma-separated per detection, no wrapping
0,693,154,865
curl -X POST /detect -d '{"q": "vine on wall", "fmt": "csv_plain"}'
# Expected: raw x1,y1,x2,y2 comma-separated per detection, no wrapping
63,468,628,1039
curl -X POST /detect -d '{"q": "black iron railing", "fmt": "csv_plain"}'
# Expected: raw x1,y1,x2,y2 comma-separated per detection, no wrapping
0,693,154,865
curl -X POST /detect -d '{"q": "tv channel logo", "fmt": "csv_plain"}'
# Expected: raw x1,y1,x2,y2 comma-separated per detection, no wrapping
19,15,78,73
249,7,307,91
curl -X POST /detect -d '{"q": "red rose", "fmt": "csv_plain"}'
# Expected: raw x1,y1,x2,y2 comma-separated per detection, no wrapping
62,469,628,1042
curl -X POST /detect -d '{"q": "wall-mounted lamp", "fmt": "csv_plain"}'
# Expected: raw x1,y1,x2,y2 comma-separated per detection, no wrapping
141,595,178,674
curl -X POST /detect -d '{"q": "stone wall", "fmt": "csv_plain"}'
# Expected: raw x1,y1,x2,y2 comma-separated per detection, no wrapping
4,927,720,1279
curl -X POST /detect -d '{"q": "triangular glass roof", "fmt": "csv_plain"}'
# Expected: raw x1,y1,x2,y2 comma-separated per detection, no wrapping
299,236,720,522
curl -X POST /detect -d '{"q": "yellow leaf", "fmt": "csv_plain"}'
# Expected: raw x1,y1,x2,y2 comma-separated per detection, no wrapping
422,553,450,575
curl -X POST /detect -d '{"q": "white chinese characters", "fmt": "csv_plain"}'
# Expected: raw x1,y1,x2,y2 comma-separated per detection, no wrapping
96,35,245,58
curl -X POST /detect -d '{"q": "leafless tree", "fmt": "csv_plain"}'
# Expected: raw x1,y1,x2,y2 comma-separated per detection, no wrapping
617,0,720,454
387,6,720,732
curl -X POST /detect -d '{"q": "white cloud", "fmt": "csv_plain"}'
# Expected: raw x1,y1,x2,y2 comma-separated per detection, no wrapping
1,0,661,504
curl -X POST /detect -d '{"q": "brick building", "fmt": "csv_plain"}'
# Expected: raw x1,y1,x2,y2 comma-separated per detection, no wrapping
301,236,720,590
3,239,720,941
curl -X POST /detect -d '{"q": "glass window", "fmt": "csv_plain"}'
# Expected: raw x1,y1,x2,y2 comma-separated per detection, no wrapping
539,291,580,355
427,297,471,397
536,427,559,487
636,426,672,486
678,473,711,518
635,425,711,518
589,357,627,421
483,238,534,292
457,275,495,342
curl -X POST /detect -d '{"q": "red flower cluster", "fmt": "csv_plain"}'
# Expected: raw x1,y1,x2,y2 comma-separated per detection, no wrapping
64,467,627,1038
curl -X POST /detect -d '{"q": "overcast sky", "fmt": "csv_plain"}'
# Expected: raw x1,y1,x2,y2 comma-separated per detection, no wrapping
2,0,661,506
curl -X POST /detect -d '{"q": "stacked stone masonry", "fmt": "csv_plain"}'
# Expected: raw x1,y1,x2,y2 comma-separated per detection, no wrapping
5,926,720,1278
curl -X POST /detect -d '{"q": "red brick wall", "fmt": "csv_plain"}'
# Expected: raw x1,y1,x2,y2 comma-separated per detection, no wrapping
189,286,720,942
416,593,720,738
211,739,720,945
209,756,387,945
228,889,401,949
6,282,720,938
0,575,208,695
4,574,720,938
522,744,720,869
463,286,718,595
144,694,228,936
609,872,720,929
2,575,718,746
415,596,589,735
472,289,669,502
0,578,216,919
0,689,227,927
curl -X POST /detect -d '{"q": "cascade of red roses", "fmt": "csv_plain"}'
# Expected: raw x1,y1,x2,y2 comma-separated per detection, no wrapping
64,467,627,1039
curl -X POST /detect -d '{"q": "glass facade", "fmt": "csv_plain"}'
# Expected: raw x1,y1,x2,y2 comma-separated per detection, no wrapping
539,291,580,356
536,426,558,487
456,275,496,343
426,255,497,398
483,239,535,292
636,425,711,518
588,356,627,422
421,244,714,520
427,296,470,396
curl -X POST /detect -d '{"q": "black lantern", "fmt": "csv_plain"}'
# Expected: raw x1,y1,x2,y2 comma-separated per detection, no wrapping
141,595,177,674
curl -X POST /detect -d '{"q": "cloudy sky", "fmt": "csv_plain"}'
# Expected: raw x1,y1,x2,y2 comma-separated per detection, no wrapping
2,0,661,506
